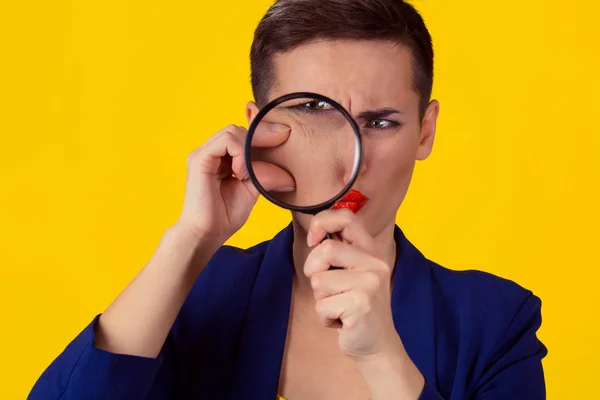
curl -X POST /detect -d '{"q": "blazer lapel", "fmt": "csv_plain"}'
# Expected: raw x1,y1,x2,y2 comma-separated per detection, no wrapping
228,223,295,399
391,226,437,386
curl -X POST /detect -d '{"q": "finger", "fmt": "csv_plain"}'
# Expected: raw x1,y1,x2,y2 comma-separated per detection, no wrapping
187,125,245,168
251,161,296,192
315,291,369,329
188,125,248,177
250,120,291,148
310,269,380,301
189,129,246,178
304,239,387,277
200,124,247,149
307,208,373,249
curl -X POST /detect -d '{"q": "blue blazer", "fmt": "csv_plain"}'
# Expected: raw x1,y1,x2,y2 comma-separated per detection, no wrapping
29,224,547,399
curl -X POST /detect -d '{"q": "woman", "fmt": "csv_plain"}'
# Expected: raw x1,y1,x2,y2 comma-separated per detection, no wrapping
29,1,547,399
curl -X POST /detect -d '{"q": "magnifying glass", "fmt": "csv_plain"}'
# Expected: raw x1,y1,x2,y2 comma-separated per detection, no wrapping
244,92,363,239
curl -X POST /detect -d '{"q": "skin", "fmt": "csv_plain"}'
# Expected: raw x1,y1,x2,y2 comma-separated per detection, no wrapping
93,39,439,400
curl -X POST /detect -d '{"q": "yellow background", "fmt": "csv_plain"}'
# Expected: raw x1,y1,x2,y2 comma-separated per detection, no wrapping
1,0,598,398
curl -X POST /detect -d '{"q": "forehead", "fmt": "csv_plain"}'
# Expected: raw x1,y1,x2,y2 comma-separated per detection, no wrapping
270,40,418,111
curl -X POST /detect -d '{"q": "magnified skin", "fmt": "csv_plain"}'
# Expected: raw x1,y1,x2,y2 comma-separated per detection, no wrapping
249,97,358,207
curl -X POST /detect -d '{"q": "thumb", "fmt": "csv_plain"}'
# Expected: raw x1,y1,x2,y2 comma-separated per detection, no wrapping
251,121,291,147
251,161,296,193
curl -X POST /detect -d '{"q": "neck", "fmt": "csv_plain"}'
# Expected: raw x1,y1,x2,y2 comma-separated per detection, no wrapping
291,219,398,293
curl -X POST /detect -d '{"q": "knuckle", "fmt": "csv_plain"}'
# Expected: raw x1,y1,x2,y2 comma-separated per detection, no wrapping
223,124,238,132
343,317,356,330
363,271,380,291
224,124,245,137
220,130,235,141
331,207,353,224
353,291,371,313
381,263,393,279
321,239,337,258
310,272,323,290
339,208,355,222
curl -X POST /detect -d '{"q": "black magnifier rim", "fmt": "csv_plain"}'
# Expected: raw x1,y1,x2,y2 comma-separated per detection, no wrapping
245,91,363,215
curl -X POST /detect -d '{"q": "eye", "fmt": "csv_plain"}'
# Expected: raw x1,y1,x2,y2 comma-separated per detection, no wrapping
302,100,333,110
367,119,397,129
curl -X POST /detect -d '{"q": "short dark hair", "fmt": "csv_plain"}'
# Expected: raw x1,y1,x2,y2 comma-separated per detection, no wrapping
250,0,434,118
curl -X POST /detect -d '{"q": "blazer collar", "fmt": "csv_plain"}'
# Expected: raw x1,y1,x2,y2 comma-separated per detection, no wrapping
391,226,437,386
227,224,295,399
228,223,436,398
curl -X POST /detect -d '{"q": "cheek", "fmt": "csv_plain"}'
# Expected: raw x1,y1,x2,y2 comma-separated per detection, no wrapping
363,134,419,182
379,151,415,191
361,134,420,209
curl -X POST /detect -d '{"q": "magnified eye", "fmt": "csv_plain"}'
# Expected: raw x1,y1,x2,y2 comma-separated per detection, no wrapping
285,99,335,115
303,100,333,110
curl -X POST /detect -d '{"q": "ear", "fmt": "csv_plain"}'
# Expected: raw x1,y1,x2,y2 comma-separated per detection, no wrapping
416,99,440,161
246,101,260,126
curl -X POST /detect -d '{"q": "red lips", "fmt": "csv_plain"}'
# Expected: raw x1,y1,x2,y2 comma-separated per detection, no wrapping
332,189,369,213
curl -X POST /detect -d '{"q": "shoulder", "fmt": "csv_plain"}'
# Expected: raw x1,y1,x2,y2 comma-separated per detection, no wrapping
427,260,544,364
422,260,547,396
429,260,538,316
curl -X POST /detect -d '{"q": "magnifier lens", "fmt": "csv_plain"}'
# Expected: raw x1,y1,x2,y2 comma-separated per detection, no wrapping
249,96,360,210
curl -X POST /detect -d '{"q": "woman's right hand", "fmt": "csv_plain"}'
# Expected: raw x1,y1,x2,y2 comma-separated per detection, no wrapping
177,124,294,246
91,123,294,359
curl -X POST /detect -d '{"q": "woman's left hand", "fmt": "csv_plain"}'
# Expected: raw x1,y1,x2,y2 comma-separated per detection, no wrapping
304,208,403,360
305,208,426,399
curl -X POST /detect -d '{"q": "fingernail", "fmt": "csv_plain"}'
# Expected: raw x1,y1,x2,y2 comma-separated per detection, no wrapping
269,123,290,133
272,186,295,192
307,231,314,247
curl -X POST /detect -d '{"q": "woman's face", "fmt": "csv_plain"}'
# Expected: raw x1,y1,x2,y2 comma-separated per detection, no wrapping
247,39,439,238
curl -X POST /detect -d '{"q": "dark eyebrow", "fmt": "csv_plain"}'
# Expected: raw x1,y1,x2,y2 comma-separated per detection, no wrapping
356,107,403,121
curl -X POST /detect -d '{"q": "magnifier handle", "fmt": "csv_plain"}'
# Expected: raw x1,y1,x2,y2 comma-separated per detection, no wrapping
325,232,344,271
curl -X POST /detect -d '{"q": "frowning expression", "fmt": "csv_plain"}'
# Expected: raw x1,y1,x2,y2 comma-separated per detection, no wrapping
247,39,440,238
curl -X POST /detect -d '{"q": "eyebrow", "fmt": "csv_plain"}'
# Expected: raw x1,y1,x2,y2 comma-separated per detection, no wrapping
356,107,403,120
